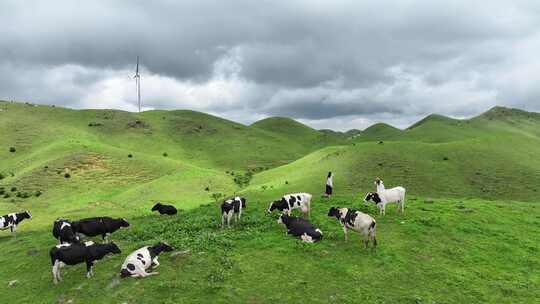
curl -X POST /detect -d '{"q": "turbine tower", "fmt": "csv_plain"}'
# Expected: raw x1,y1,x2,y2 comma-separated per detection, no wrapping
134,56,141,112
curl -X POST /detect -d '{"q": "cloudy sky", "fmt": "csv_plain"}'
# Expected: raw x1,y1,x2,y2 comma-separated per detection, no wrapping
1,1,540,130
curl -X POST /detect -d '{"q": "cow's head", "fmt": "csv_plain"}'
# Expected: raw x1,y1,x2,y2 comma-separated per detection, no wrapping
120,218,130,228
157,241,174,252
151,202,162,211
364,192,381,204
23,210,32,219
108,242,122,254
240,197,247,208
268,199,285,213
327,207,341,219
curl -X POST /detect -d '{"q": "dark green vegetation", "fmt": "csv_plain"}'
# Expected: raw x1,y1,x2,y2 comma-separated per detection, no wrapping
1,100,539,303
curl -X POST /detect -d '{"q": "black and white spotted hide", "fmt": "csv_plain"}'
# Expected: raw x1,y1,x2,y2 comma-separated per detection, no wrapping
120,242,174,278
52,219,80,244
277,214,322,243
0,210,32,237
328,207,377,248
268,193,312,218
221,197,246,227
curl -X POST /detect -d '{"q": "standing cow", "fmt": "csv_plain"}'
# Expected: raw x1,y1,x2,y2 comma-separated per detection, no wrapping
268,193,312,218
328,207,377,249
72,217,130,242
0,210,32,237
221,196,246,227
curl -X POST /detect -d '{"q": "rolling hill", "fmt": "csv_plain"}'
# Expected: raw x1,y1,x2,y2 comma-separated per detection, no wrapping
1,101,539,303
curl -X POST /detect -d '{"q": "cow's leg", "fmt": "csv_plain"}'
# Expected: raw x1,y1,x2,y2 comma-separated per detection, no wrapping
86,261,94,278
221,213,225,228
152,257,160,269
343,226,349,242
52,261,60,284
227,212,233,227
364,236,369,249
11,225,16,238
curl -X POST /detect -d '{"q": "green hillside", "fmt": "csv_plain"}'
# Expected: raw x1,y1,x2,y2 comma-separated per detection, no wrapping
1,101,539,303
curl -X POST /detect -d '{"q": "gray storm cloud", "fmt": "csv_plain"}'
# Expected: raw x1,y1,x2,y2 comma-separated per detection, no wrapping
1,0,540,130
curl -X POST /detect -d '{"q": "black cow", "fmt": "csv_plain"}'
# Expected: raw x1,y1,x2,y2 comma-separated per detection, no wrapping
221,197,246,227
52,219,80,244
277,214,322,243
50,241,121,284
0,210,32,237
72,217,130,242
151,202,178,215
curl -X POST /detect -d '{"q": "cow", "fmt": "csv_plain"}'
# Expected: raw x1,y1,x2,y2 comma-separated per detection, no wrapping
120,242,173,278
0,210,32,237
364,186,406,215
50,241,121,284
277,213,322,243
268,193,312,218
72,217,130,242
52,218,80,244
328,207,377,249
151,202,177,215
221,196,246,227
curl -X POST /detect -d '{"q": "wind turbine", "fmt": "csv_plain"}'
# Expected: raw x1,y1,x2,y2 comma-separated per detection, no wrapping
134,56,141,112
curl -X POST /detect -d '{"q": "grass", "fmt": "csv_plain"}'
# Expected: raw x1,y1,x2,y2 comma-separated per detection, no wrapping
0,100,539,303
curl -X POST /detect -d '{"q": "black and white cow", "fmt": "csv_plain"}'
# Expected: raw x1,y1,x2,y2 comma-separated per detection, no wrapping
151,202,177,215
268,193,312,217
72,217,130,242
221,196,246,227
0,210,32,237
328,207,377,248
52,218,80,244
120,242,173,278
364,186,406,215
50,241,121,284
277,213,322,243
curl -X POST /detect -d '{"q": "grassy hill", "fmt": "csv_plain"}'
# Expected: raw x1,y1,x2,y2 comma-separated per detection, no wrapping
0,101,539,303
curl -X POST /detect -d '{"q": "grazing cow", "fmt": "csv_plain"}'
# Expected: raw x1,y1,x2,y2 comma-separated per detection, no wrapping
151,202,178,215
0,210,32,237
277,213,322,243
72,217,130,242
221,196,246,227
50,241,121,284
120,242,173,278
364,186,406,215
52,218,80,244
268,193,312,217
328,207,377,248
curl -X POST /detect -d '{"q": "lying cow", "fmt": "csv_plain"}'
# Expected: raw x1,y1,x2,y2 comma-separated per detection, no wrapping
277,213,322,243
72,217,130,242
52,218,80,244
268,193,312,217
328,207,377,248
0,210,32,237
50,241,121,284
120,242,173,278
221,196,246,227
151,202,177,215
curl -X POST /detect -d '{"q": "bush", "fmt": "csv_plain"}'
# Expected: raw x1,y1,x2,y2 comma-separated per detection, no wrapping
10,186,17,192
205,187,210,191
128,154,133,158
443,156,449,161
211,193,224,203
9,147,16,153
35,190,42,197
0,172,4,180
163,152,168,157
64,173,71,178
0,188,5,195
3,193,10,198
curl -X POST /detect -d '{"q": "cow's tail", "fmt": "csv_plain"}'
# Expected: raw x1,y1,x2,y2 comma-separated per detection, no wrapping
120,268,131,278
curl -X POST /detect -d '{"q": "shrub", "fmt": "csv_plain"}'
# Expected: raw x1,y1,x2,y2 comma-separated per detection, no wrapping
285,181,289,185
443,156,449,161
35,190,42,197
128,154,133,158
64,173,71,178
3,193,10,198
10,186,17,192
0,172,4,180
9,147,16,153
211,193,224,203
0,188,4,195
205,187,210,191
163,152,168,157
